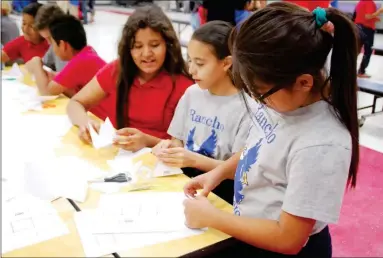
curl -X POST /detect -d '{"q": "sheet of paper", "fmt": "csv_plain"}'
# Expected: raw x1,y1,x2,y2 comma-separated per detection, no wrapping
94,192,197,233
75,209,204,257
108,148,183,177
89,117,115,149
2,194,69,254
23,156,104,203
4,63,23,78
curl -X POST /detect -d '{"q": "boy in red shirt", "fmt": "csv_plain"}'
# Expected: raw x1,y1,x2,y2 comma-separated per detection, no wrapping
355,0,383,78
1,3,49,64
32,14,109,120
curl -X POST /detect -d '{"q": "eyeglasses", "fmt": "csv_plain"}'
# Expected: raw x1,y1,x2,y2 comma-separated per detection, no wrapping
246,76,331,104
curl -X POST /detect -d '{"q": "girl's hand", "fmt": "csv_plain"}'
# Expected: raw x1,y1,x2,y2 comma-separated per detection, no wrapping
157,147,196,168
78,119,100,144
183,195,218,229
152,140,172,156
114,128,147,152
183,171,223,197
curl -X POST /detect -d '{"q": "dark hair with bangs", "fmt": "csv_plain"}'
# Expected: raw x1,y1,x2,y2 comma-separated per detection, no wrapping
116,4,190,129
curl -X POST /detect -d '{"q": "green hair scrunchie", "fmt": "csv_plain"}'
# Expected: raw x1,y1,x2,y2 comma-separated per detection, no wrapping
312,7,328,28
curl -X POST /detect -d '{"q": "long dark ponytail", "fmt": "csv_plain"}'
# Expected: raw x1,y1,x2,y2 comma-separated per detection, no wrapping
230,2,359,187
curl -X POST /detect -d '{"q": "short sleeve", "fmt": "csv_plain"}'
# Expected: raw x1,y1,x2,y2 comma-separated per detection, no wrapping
167,93,188,140
163,76,193,134
3,36,23,61
53,58,80,89
365,2,376,14
232,112,251,154
282,145,351,224
96,60,118,94
42,46,55,70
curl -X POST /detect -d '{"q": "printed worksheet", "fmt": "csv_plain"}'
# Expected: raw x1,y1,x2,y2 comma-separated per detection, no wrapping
2,194,69,254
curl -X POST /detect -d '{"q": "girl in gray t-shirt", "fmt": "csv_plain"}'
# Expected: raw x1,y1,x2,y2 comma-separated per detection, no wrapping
153,21,252,204
183,3,360,257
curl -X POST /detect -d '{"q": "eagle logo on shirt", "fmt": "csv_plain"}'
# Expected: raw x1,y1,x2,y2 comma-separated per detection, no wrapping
233,138,263,216
186,127,217,158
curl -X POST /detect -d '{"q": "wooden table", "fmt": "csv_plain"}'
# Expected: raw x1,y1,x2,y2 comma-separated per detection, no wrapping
2,69,235,257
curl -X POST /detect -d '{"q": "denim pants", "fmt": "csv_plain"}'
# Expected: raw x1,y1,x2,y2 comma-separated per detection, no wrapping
358,24,375,74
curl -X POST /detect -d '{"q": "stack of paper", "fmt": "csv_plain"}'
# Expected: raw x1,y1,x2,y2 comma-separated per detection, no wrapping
74,192,205,257
2,194,69,254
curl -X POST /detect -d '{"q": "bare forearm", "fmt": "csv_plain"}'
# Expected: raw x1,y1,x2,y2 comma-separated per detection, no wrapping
67,99,91,127
210,151,241,180
33,67,51,95
144,134,162,147
208,211,298,255
193,153,224,172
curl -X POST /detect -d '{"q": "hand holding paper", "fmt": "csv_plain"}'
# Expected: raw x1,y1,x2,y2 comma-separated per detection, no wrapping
78,119,101,144
113,128,147,152
156,147,198,168
88,117,115,149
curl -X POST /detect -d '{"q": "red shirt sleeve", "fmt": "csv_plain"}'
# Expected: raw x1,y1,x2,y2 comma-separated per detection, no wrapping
163,75,193,132
96,60,119,95
3,36,23,61
53,57,81,89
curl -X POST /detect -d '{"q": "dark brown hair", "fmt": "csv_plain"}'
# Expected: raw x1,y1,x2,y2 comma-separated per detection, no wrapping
116,4,189,129
230,2,359,187
35,4,65,31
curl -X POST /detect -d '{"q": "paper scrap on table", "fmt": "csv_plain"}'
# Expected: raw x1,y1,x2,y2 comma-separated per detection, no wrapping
23,156,105,202
2,194,69,254
74,192,205,257
3,63,23,79
108,148,183,177
89,117,115,149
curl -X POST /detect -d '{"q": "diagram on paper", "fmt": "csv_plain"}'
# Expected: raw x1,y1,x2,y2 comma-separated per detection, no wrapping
2,195,69,254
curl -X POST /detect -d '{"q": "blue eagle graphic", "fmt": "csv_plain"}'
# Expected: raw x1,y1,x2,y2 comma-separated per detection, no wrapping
186,127,217,158
233,138,263,215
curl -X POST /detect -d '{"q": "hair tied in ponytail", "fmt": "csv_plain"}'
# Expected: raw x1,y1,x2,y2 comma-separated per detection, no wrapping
312,7,328,28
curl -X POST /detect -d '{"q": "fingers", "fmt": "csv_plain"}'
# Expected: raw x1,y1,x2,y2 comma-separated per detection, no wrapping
113,134,133,145
152,140,171,156
115,127,138,136
160,157,182,167
89,120,100,133
78,126,92,144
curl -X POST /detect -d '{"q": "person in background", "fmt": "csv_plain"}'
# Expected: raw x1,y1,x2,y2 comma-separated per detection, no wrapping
1,1,20,46
2,3,49,64
283,0,330,11
355,0,383,78
69,0,79,18
153,21,251,204
188,0,203,31
25,3,67,85
202,0,237,26
183,3,359,257
235,0,254,25
66,5,193,152
33,14,109,124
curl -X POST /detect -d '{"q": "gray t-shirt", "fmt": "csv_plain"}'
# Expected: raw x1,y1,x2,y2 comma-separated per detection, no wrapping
1,16,20,45
42,46,67,72
234,100,351,235
168,84,251,161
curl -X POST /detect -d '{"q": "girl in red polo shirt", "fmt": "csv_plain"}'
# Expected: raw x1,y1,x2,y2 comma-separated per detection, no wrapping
2,3,49,64
67,5,193,151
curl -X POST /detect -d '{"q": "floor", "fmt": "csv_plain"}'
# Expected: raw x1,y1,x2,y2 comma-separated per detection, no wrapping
8,5,383,154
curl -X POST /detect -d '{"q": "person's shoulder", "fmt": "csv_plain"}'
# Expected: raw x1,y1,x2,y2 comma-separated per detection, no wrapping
183,83,204,96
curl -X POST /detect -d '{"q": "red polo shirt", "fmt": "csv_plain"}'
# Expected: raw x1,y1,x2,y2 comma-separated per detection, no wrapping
355,0,377,30
2,36,49,63
96,60,193,139
53,46,110,120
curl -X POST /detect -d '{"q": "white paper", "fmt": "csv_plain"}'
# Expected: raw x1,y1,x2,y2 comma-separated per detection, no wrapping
4,63,23,78
23,156,104,203
109,148,183,178
75,193,205,258
95,192,198,233
2,194,69,254
89,117,115,149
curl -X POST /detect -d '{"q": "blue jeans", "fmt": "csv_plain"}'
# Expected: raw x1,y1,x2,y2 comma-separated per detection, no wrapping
190,12,200,31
